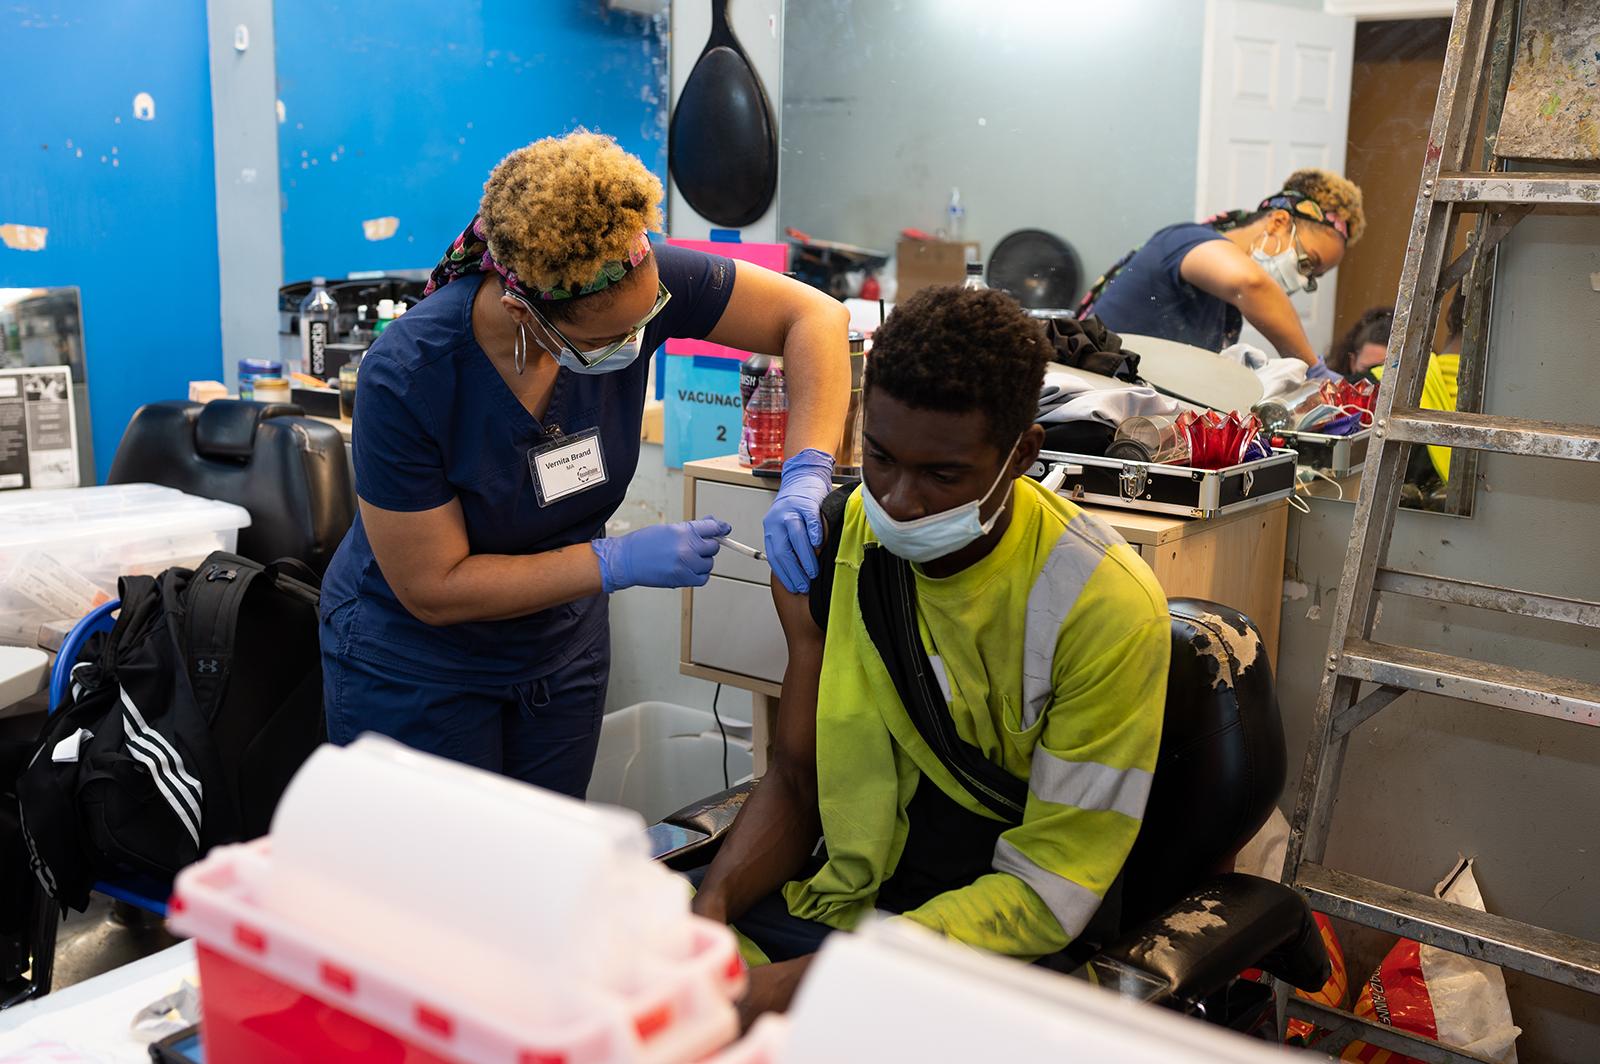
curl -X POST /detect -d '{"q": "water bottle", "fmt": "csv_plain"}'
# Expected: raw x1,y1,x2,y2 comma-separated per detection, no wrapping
963,261,987,291
945,186,966,242
741,362,788,472
299,278,339,377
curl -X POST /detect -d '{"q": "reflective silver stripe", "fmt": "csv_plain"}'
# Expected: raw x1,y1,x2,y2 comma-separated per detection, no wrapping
1028,746,1153,820
120,687,204,817
1068,508,1124,554
1021,515,1121,728
993,837,1104,938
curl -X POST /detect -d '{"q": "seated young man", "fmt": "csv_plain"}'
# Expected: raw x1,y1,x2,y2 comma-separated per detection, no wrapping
692,285,1171,1017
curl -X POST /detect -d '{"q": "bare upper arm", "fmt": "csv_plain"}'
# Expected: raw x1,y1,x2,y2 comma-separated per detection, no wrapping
1178,238,1270,305
769,575,824,780
705,260,849,357
358,497,470,623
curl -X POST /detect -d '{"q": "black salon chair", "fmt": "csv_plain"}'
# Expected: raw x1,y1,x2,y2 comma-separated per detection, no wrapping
107,400,355,575
648,598,1329,1031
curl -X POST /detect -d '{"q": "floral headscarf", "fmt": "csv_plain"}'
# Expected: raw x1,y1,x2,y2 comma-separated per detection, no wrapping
422,214,652,301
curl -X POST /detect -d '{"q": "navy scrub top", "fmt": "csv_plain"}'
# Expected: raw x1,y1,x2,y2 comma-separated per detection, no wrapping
320,242,737,685
1091,223,1243,352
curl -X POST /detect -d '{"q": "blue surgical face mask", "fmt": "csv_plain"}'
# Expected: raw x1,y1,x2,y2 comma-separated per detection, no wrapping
860,440,1020,564
555,334,645,376
514,321,646,377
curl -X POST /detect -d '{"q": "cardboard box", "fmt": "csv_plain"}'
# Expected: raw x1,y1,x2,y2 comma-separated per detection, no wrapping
896,240,980,299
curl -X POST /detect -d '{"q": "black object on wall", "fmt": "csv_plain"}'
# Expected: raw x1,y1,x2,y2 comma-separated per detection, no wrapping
988,229,1083,310
669,0,778,228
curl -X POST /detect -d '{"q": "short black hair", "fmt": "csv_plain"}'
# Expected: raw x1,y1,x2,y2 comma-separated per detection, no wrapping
865,285,1049,447
1327,306,1393,376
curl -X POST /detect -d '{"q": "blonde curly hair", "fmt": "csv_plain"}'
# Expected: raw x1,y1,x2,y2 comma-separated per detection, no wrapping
478,131,664,295
1284,167,1366,245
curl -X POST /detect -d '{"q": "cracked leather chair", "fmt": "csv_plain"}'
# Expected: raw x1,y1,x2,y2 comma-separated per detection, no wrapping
107,399,355,575
648,598,1330,1034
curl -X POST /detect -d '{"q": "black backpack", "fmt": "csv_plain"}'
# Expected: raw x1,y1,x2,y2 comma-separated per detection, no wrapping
16,552,326,911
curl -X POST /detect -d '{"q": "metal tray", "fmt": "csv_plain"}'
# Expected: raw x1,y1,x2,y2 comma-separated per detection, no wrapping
1030,447,1297,519
1274,427,1372,478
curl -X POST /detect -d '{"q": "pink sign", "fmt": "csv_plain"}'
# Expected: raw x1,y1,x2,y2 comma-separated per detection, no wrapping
663,238,789,361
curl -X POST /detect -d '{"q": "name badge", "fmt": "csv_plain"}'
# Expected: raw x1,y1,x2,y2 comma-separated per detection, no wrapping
528,427,609,506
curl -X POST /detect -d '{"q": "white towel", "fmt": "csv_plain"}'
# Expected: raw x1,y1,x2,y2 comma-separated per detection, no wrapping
1037,383,1181,426
1219,343,1271,370
1254,357,1310,400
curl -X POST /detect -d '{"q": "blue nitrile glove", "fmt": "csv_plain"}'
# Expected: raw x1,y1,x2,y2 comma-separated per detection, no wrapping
591,516,731,594
1306,357,1341,382
763,448,835,594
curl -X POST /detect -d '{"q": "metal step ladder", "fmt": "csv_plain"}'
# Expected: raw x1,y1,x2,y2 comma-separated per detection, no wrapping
1280,1,1600,1060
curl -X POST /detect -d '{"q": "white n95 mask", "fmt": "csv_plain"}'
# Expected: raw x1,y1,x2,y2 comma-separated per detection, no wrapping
861,440,1020,564
1252,225,1311,296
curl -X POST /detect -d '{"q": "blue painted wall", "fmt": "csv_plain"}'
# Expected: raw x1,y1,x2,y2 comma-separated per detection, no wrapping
0,3,222,482
274,0,668,282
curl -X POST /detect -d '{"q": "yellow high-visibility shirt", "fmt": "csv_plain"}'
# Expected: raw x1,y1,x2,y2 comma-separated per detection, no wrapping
783,478,1169,958
1372,353,1459,482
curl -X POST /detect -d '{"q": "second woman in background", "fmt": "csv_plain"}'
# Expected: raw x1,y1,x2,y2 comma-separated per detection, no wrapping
1080,168,1365,379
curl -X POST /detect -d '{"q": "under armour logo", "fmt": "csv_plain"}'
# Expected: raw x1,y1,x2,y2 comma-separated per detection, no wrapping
196,659,221,674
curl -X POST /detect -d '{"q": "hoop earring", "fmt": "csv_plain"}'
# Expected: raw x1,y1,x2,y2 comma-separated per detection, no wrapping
514,321,528,376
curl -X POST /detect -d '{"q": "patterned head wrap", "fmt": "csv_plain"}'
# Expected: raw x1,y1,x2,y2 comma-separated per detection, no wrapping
1250,190,1349,240
1076,188,1346,321
422,214,653,300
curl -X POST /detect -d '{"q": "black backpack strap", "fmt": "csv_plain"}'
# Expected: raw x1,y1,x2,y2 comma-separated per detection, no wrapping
856,544,1027,824
264,557,322,591
807,484,855,633
183,553,264,724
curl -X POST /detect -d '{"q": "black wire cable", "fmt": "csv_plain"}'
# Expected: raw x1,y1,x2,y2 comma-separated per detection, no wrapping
712,683,730,789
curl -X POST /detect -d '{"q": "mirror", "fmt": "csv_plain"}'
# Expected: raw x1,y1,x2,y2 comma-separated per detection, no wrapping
779,3,1475,516
0,286,94,486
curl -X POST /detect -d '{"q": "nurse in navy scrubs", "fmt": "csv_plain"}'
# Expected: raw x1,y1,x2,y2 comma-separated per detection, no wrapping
1080,168,1366,379
319,132,849,795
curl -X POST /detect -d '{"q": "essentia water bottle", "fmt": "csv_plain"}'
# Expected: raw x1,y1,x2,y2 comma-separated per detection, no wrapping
741,360,788,473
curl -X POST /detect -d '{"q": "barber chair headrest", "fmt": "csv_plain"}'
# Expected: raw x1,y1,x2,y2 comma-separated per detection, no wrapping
195,399,303,461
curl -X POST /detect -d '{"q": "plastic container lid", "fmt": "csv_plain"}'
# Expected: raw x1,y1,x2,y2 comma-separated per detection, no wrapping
171,736,745,1064
0,483,251,554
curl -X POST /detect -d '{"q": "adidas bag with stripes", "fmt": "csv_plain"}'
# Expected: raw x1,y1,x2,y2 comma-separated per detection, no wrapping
17,553,325,911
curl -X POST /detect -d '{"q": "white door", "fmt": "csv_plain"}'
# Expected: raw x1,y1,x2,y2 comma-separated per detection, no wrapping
1195,0,1356,358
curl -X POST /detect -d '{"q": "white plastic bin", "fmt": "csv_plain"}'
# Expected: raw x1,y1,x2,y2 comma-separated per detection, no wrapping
0,483,251,647
589,702,754,822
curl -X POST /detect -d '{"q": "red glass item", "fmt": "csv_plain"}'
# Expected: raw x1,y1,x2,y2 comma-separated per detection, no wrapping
1175,409,1264,470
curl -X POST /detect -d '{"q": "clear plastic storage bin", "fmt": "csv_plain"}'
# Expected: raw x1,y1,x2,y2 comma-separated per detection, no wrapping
588,702,755,823
0,483,251,647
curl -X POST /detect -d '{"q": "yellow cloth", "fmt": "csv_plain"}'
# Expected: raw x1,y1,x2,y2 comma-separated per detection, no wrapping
1371,353,1459,482
782,478,1169,958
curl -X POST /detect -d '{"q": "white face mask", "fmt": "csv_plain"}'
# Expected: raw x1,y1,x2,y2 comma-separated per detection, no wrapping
1251,225,1310,296
860,440,1020,564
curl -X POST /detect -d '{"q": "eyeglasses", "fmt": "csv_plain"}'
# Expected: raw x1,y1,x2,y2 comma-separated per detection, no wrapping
1291,226,1321,293
519,281,672,368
